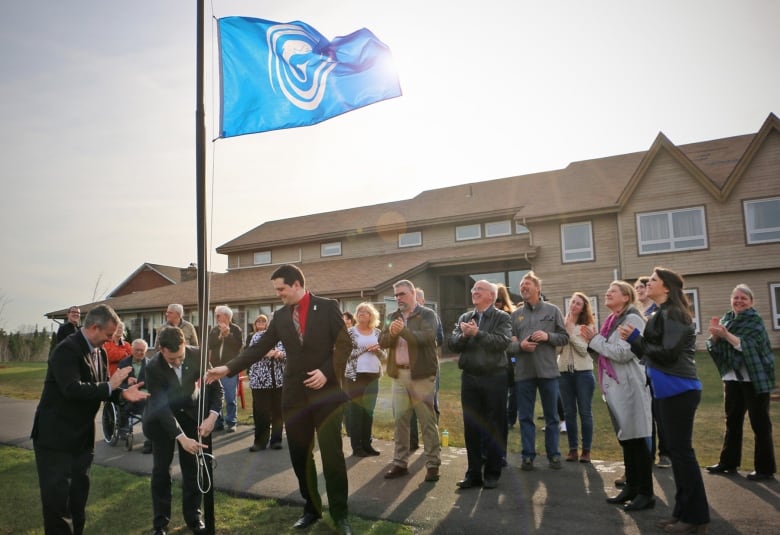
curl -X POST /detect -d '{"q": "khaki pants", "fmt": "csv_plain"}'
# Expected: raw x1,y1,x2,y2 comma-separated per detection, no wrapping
391,369,441,469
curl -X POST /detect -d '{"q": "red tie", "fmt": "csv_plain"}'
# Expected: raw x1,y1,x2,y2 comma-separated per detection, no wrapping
292,304,303,343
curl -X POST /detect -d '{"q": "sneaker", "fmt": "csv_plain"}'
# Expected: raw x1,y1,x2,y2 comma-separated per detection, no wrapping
656,455,672,468
521,458,535,471
559,422,567,433
225,425,236,434
549,456,562,470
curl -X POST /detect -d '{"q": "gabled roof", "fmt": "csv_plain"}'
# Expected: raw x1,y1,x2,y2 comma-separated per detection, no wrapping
107,262,195,298
47,239,536,318
219,114,779,254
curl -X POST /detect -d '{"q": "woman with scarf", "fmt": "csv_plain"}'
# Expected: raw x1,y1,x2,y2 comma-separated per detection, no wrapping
620,267,709,534
581,281,654,511
706,284,776,482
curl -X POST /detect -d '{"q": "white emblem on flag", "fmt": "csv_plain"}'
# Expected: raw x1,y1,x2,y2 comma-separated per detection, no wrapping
266,24,336,111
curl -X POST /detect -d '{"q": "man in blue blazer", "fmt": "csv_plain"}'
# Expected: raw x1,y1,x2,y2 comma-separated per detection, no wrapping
207,264,353,535
143,326,223,535
32,304,149,535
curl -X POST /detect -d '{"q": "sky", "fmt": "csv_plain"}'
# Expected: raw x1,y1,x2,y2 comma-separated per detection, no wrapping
1,0,778,333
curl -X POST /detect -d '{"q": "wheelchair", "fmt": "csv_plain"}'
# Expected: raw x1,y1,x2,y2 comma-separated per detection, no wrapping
101,399,144,451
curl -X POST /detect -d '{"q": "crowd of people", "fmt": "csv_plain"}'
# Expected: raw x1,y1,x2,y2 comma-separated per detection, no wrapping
36,264,776,535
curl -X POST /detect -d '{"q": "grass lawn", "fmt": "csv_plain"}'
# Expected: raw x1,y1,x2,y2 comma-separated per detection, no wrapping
0,445,410,535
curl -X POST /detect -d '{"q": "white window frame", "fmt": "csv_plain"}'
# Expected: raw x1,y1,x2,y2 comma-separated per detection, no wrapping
563,295,600,327
684,288,701,334
320,241,342,257
398,231,422,248
456,224,481,241
770,283,780,330
253,251,271,265
637,207,707,254
560,221,594,263
744,197,780,244
485,220,512,238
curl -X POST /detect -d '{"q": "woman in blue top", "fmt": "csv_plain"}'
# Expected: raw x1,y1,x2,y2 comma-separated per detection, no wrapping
619,267,710,534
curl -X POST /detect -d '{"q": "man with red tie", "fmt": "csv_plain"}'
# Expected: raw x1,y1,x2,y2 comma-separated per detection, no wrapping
207,264,353,535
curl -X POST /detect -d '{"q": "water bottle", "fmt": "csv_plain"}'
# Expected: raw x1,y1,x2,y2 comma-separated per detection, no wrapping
441,429,449,448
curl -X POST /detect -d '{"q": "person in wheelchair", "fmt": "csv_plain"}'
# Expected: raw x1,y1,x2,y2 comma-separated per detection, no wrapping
118,338,152,452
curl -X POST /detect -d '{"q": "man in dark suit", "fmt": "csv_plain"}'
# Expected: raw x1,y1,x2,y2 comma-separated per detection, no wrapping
32,304,149,535
206,264,353,535
143,326,223,535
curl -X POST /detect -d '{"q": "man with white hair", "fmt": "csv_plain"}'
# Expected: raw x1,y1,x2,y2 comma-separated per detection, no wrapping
208,305,243,432
157,304,198,348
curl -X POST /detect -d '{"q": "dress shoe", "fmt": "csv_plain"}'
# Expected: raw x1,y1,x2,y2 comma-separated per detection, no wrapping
352,449,369,457
249,442,267,452
456,478,483,489
656,455,672,468
187,519,207,534
606,487,637,504
565,449,578,462
384,465,409,479
623,494,655,511
705,463,736,474
656,517,679,529
483,478,498,489
614,473,626,487
425,467,440,482
579,449,591,463
292,513,321,529
335,517,353,535
746,471,774,481
152,529,167,535
270,441,283,450
664,521,708,534
365,446,381,456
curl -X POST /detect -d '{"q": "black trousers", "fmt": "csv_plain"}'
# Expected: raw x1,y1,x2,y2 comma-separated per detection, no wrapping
251,387,284,447
718,380,776,474
34,445,93,535
284,398,349,521
345,372,380,451
146,412,203,530
620,437,654,496
658,389,710,525
461,370,508,481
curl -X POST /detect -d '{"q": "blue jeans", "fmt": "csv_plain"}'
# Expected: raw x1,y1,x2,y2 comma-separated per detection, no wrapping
220,375,238,427
558,370,595,451
515,377,560,460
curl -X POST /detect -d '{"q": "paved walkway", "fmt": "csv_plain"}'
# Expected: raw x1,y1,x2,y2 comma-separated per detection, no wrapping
2,396,778,534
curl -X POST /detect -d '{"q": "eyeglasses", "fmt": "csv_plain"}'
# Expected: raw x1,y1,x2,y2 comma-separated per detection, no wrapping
394,292,408,298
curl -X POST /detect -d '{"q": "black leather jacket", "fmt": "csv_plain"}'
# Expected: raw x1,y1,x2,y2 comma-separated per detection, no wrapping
448,306,512,375
629,302,698,379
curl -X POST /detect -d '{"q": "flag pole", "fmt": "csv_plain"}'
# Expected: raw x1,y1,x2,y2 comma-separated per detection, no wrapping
195,1,215,534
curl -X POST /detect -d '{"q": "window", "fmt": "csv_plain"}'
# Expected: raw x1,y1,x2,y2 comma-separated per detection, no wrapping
515,222,530,234
771,284,780,330
561,221,594,263
398,231,422,248
321,242,342,257
684,288,700,334
744,197,780,244
253,251,271,265
637,207,707,254
456,224,481,241
563,295,600,327
485,220,511,237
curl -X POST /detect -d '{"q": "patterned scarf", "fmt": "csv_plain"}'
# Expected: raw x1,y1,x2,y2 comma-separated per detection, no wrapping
596,313,620,392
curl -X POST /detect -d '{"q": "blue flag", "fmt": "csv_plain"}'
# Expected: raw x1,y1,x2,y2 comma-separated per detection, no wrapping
218,17,402,138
